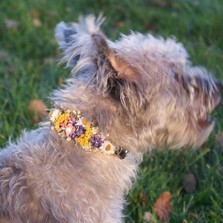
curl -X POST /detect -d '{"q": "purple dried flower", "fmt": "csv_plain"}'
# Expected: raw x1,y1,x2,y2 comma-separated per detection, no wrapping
70,132,76,139
75,125,86,137
90,135,103,148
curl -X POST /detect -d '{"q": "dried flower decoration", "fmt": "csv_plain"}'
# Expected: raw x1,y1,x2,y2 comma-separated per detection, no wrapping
47,107,128,159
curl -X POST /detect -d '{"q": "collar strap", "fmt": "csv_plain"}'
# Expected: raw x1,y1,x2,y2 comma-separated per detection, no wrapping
48,107,128,159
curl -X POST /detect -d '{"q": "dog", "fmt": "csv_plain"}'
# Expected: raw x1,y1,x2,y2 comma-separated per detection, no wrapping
0,15,221,223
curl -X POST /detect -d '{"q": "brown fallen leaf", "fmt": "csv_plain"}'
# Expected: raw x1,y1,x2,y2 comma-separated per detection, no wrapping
31,10,39,18
28,99,47,122
33,17,42,27
114,21,125,28
153,191,171,222
182,173,197,194
30,10,42,27
139,192,150,208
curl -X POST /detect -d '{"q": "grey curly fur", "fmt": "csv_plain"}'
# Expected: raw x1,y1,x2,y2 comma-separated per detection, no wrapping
0,15,221,223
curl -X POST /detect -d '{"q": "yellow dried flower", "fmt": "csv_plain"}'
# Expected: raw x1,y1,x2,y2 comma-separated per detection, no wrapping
54,113,70,132
75,123,92,147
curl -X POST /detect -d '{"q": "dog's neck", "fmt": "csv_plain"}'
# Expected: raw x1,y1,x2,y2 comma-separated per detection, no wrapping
46,106,128,159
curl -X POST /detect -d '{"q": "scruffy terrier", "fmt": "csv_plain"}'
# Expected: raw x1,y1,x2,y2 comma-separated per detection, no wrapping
0,15,222,223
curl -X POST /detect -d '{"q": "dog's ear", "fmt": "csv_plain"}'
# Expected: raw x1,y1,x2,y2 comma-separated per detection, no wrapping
55,16,145,110
92,34,139,84
55,15,105,68
55,22,77,51
55,22,80,67
92,33,146,110
55,15,139,82
55,15,139,84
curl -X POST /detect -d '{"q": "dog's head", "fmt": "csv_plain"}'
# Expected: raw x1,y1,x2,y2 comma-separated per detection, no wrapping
54,15,221,153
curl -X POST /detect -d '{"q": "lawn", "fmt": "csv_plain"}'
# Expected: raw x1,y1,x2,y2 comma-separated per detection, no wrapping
0,0,223,222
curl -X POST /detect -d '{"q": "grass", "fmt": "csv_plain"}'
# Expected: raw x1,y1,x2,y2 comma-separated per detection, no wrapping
0,0,223,222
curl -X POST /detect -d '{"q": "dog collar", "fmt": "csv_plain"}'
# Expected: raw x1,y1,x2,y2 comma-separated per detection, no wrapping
47,107,128,159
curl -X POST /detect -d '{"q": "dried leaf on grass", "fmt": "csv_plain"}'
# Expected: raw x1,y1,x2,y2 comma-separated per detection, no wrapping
114,21,125,28
139,192,150,208
182,173,197,194
30,10,42,27
28,99,47,122
33,18,42,27
31,10,39,18
153,191,171,222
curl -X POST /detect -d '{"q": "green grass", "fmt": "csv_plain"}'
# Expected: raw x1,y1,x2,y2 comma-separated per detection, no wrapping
0,0,223,222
